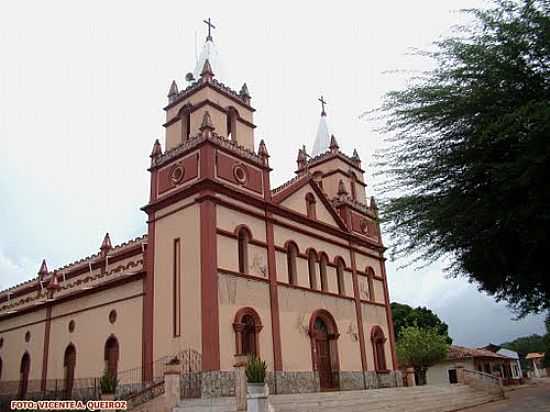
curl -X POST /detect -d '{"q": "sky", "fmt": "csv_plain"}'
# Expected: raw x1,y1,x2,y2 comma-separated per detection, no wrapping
0,0,546,347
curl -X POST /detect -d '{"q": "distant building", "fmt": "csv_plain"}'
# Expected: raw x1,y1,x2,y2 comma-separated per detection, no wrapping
426,345,518,385
480,344,523,384
526,353,547,378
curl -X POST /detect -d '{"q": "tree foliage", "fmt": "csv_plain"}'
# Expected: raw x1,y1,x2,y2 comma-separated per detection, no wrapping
396,326,449,385
391,302,452,344
373,0,550,316
500,333,546,355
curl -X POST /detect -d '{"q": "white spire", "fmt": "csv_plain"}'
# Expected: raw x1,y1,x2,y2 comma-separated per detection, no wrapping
311,96,331,156
193,38,224,80
312,114,331,156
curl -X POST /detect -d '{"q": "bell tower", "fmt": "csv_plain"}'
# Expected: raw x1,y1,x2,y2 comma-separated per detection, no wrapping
163,20,256,152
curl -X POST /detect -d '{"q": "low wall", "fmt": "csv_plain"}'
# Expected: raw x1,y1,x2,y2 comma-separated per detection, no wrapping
195,370,402,398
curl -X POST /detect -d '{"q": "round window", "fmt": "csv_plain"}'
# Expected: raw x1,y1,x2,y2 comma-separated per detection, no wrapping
109,310,117,324
169,165,185,184
232,164,248,185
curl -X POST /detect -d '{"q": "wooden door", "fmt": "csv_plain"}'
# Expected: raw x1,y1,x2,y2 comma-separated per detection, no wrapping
19,354,30,398
64,345,76,397
316,338,333,390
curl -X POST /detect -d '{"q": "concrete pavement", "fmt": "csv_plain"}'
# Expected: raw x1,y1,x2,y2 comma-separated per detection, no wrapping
460,380,550,412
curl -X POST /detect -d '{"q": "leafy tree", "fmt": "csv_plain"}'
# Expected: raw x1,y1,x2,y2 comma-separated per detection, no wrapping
500,334,546,355
391,302,452,344
372,0,550,316
397,326,449,385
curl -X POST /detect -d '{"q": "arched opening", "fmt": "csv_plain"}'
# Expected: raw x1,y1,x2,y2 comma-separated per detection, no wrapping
305,193,317,219
335,258,346,295
179,104,192,142
233,307,263,357
64,344,76,397
236,226,251,275
366,267,376,301
371,326,388,372
309,310,340,391
307,249,318,290
227,107,239,142
286,242,298,286
319,253,329,292
104,336,119,379
18,352,30,399
0,356,2,381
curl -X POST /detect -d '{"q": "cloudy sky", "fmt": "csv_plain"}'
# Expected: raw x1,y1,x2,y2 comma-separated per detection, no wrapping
0,0,545,347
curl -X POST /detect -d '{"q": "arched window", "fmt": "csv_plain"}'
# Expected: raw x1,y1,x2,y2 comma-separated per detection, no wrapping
237,226,251,275
286,242,298,285
0,356,2,381
233,307,263,357
307,249,318,290
371,326,388,371
366,267,376,301
335,258,346,295
104,336,119,378
319,253,329,292
18,352,30,398
179,104,192,141
64,344,76,397
227,107,239,141
305,193,317,219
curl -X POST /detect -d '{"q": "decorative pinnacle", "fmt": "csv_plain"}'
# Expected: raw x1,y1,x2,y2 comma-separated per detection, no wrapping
168,80,178,101
100,233,112,256
329,135,339,151
352,148,361,162
258,139,269,158
203,17,216,42
47,271,61,290
200,111,215,131
337,179,348,196
150,139,162,159
200,59,214,82
239,83,250,98
318,96,327,117
38,259,49,279
370,196,378,210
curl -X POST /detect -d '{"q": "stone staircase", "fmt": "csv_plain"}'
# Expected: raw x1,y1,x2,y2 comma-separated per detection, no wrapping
174,384,501,412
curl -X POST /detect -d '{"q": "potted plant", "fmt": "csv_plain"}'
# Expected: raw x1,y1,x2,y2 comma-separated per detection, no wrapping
245,355,267,395
100,369,119,400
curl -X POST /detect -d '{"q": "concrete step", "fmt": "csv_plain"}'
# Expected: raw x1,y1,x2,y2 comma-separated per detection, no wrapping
174,385,500,412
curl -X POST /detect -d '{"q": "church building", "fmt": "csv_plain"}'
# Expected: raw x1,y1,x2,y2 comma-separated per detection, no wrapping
0,21,401,399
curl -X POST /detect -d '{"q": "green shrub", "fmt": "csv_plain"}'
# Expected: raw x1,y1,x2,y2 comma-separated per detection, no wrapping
100,369,119,394
245,355,267,383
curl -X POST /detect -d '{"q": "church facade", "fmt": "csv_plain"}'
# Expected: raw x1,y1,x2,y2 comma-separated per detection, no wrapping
0,26,400,399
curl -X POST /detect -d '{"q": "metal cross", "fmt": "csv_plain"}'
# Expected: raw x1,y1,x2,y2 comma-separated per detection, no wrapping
319,96,327,116
203,18,216,41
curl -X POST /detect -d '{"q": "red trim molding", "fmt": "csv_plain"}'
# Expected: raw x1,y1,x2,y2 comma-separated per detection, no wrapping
40,305,52,390
349,248,368,376
380,262,398,370
266,216,283,371
200,192,220,371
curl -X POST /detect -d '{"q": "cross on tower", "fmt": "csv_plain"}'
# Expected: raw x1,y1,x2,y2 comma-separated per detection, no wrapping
203,18,216,41
319,96,327,116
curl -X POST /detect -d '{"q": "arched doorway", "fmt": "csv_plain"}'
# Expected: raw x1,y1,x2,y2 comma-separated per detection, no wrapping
104,336,119,378
18,352,30,398
64,344,76,397
309,310,340,391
